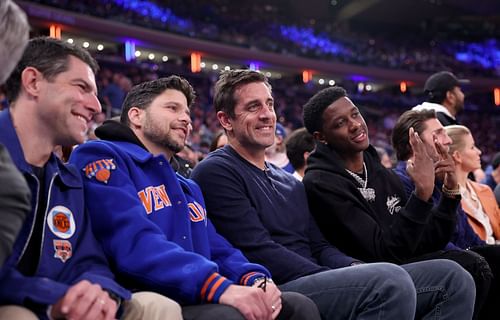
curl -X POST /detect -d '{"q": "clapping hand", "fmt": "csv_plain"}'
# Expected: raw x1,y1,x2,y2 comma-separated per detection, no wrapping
407,127,435,201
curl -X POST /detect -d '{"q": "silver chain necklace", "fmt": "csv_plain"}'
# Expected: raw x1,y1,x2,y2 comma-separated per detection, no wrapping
345,162,376,202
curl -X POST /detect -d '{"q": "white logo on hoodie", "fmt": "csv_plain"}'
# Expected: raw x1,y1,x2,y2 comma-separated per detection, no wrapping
386,195,401,215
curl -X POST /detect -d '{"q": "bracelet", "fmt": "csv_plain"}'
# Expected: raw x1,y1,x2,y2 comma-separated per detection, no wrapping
442,185,461,198
253,276,273,292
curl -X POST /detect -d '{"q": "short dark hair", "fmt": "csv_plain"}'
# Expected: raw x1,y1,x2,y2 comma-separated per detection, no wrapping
391,109,436,161
120,76,196,126
285,127,315,170
5,36,99,103
302,86,347,134
213,69,271,119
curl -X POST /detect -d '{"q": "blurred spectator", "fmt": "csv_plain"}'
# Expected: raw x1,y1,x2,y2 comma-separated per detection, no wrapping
0,0,31,271
483,152,500,191
209,132,228,152
0,0,29,84
285,127,314,181
87,111,106,141
265,122,294,173
374,146,393,169
101,73,126,118
413,71,468,126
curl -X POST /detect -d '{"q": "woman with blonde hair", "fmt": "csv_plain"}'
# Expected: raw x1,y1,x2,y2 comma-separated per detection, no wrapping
446,125,500,244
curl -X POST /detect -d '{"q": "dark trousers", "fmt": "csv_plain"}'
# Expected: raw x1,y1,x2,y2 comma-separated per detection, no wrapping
406,249,493,320
182,291,320,320
470,245,500,320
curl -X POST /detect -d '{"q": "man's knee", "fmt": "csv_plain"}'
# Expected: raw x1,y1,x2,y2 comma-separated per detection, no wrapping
355,262,415,292
0,305,37,320
122,291,182,320
279,291,320,320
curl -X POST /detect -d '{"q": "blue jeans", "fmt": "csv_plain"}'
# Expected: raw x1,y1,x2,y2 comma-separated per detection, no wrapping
401,260,475,320
279,260,475,320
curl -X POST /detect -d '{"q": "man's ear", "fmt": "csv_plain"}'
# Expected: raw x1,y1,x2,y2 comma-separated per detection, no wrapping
313,131,326,144
128,107,143,128
21,67,43,98
217,111,232,132
446,90,455,104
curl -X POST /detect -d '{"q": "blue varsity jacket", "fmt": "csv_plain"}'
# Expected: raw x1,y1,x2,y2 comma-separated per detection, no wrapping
69,137,270,305
0,109,130,318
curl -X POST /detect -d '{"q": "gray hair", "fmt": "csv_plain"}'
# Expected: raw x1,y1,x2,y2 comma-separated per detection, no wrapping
0,0,29,84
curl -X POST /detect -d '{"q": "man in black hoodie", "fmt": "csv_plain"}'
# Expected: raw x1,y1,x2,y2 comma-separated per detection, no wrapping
302,86,483,319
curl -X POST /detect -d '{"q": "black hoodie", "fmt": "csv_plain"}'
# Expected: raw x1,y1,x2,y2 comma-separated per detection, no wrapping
303,142,459,264
95,120,192,178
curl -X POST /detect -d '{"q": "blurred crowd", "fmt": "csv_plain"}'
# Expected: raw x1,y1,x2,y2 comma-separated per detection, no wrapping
26,0,500,77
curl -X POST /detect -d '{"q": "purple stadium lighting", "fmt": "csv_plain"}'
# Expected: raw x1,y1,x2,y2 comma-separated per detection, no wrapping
125,40,136,62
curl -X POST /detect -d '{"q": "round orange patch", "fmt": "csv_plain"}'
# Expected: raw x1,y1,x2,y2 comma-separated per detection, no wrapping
53,213,70,233
96,169,110,182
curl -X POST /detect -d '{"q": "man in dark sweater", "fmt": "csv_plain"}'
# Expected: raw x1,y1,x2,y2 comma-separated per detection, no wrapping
191,69,475,320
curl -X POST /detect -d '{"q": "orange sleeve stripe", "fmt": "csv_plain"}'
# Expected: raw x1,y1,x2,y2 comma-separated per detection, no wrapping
200,273,218,299
207,277,226,302
241,272,258,286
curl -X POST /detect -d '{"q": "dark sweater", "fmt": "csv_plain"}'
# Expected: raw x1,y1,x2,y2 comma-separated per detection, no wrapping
394,161,485,250
191,145,357,285
303,143,459,264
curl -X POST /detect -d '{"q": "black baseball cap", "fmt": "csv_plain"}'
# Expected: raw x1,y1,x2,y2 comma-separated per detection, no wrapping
424,71,470,94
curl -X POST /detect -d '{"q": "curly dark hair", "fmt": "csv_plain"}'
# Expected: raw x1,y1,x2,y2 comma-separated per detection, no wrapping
302,86,347,134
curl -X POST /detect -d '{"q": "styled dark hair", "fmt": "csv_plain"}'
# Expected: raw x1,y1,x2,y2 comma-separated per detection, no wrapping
391,109,436,161
213,69,271,119
120,75,196,126
285,127,315,170
5,36,99,103
302,86,347,134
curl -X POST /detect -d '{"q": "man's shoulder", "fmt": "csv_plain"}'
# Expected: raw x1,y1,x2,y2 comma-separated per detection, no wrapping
72,140,148,162
193,148,236,174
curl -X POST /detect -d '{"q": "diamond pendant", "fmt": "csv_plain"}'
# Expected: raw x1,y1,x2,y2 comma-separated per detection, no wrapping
359,187,376,202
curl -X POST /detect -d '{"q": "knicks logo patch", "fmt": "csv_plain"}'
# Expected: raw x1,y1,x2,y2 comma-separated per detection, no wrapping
83,159,116,183
53,239,72,263
47,206,76,239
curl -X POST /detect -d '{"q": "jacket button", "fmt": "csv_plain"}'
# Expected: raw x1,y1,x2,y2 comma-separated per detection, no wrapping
158,161,163,165
182,236,187,240
177,200,182,205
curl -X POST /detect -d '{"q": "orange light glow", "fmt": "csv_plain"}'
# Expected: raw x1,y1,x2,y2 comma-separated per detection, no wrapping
302,70,312,83
191,53,201,73
49,25,61,39
400,81,407,93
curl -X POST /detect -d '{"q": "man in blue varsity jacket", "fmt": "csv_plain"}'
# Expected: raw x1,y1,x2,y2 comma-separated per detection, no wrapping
0,37,141,320
69,76,319,320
